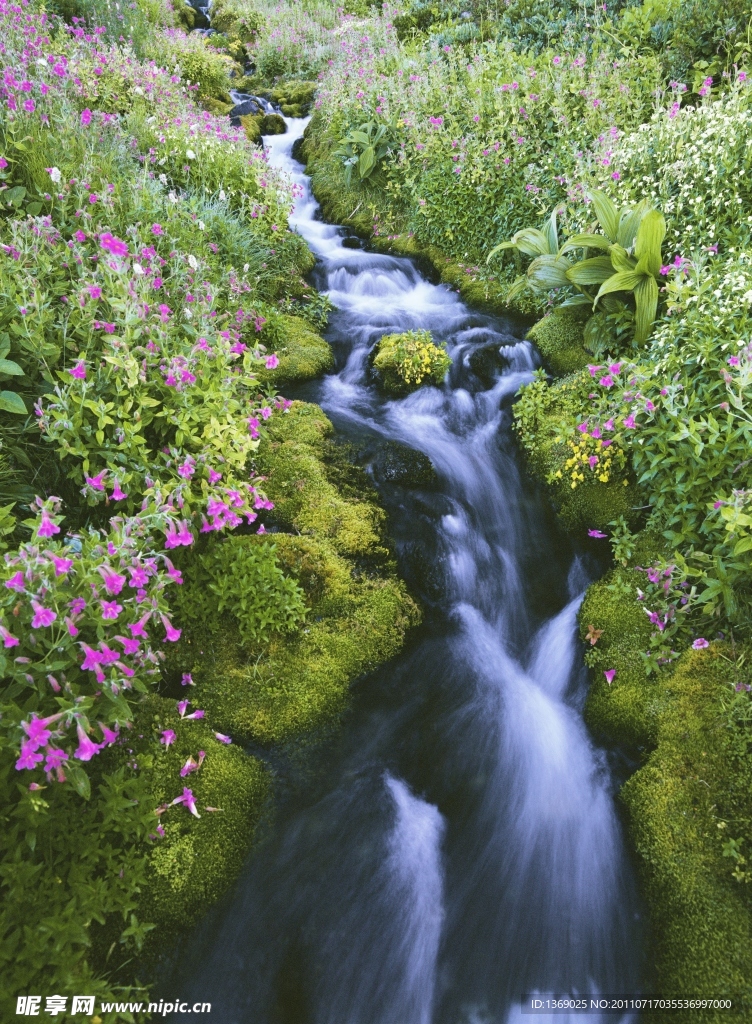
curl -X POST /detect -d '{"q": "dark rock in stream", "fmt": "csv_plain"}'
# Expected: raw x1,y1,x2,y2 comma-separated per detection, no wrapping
467,341,508,386
341,236,367,250
229,97,266,119
370,441,438,489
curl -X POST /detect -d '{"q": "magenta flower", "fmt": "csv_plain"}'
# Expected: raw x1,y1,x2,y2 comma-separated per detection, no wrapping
37,510,60,537
177,700,189,718
185,709,205,720
588,529,607,539
23,714,59,747
172,786,200,817
208,469,222,484
31,601,57,628
74,723,101,762
265,353,279,369
5,571,25,592
608,363,622,375
181,673,193,686
44,747,68,773
588,455,599,469
88,285,101,300
16,745,44,771
74,230,86,243
604,419,614,431
603,669,616,685
99,232,128,257
128,613,151,638
587,365,601,378
151,223,163,235
49,554,73,576
623,415,636,429
0,625,19,647
100,600,123,620
576,422,588,433
692,638,709,649
85,470,107,490
99,722,119,745
599,375,614,388
68,360,87,380
111,480,127,501
161,728,176,747
99,567,126,595
80,108,92,126
215,732,232,744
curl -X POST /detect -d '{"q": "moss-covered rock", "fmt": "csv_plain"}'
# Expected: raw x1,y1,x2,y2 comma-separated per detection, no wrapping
259,113,287,135
259,314,334,387
370,440,437,488
239,113,262,145
120,696,270,934
372,329,451,394
526,306,591,376
201,96,233,117
579,567,663,747
256,402,386,557
620,645,752,1020
271,80,318,114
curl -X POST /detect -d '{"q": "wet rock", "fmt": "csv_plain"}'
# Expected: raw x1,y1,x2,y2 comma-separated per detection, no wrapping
341,236,367,250
370,441,437,489
468,342,506,386
259,113,287,135
229,97,265,119
291,136,306,162
186,0,210,28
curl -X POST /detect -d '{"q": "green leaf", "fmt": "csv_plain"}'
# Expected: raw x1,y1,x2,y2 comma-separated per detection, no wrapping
505,274,528,301
565,256,614,286
594,270,643,304
0,358,24,376
26,201,42,216
559,233,612,254
358,145,375,178
616,199,650,250
486,240,516,262
587,190,619,242
634,209,666,278
542,207,560,255
634,274,659,343
67,764,91,800
5,185,26,206
0,391,27,415
527,254,572,290
511,227,552,257
608,244,637,274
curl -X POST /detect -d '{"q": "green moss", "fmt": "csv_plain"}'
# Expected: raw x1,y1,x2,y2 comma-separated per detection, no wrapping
579,567,662,747
121,696,270,933
271,80,318,113
259,314,333,387
526,306,591,376
620,646,752,1020
239,113,262,145
558,478,640,533
259,112,287,135
201,96,233,116
191,553,419,743
256,402,386,558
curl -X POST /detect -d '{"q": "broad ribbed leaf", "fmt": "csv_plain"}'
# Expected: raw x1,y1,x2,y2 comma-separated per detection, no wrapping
594,270,643,304
505,275,529,301
561,293,593,306
588,190,619,242
0,359,23,376
358,146,375,178
559,233,612,254
527,254,571,290
634,209,666,278
349,131,370,146
486,240,516,262
634,274,659,343
609,244,637,274
565,256,614,286
511,227,552,257
617,199,650,250
543,207,560,255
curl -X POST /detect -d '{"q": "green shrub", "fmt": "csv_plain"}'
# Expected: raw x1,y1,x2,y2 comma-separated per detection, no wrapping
372,330,452,393
144,30,234,98
527,306,590,376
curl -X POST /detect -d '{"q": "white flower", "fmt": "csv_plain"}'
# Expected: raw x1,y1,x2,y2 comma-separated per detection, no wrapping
187,254,198,270
219,189,226,201
133,263,144,275
186,149,196,160
243,263,249,273
47,167,61,184
184,307,193,319
197,220,205,231
159,173,168,184
743,290,752,304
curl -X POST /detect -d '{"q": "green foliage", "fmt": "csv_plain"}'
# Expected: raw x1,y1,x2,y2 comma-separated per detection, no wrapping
144,31,235,98
372,330,452,393
175,537,307,647
334,120,397,185
489,194,667,344
259,313,334,386
526,306,590,376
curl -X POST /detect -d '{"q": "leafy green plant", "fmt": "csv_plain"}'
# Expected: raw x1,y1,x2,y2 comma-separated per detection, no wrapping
488,192,667,343
334,121,396,185
176,537,307,646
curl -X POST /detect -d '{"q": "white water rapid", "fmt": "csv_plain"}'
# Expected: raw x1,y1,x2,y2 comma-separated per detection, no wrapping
167,116,643,1024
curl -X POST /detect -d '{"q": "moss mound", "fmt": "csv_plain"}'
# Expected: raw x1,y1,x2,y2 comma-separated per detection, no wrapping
372,329,451,394
527,306,591,376
168,402,420,745
621,645,752,1019
260,113,287,135
259,314,334,386
271,80,318,116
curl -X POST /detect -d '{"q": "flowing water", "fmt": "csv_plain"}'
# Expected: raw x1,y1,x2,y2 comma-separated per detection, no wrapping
167,117,643,1024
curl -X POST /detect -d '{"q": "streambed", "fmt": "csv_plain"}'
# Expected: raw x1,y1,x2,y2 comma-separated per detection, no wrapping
166,116,643,1024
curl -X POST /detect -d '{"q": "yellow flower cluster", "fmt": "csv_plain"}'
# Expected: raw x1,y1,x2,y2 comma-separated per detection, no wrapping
373,330,452,391
551,432,627,490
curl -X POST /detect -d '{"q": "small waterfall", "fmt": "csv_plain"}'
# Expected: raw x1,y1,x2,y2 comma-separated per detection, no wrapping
166,116,642,1024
